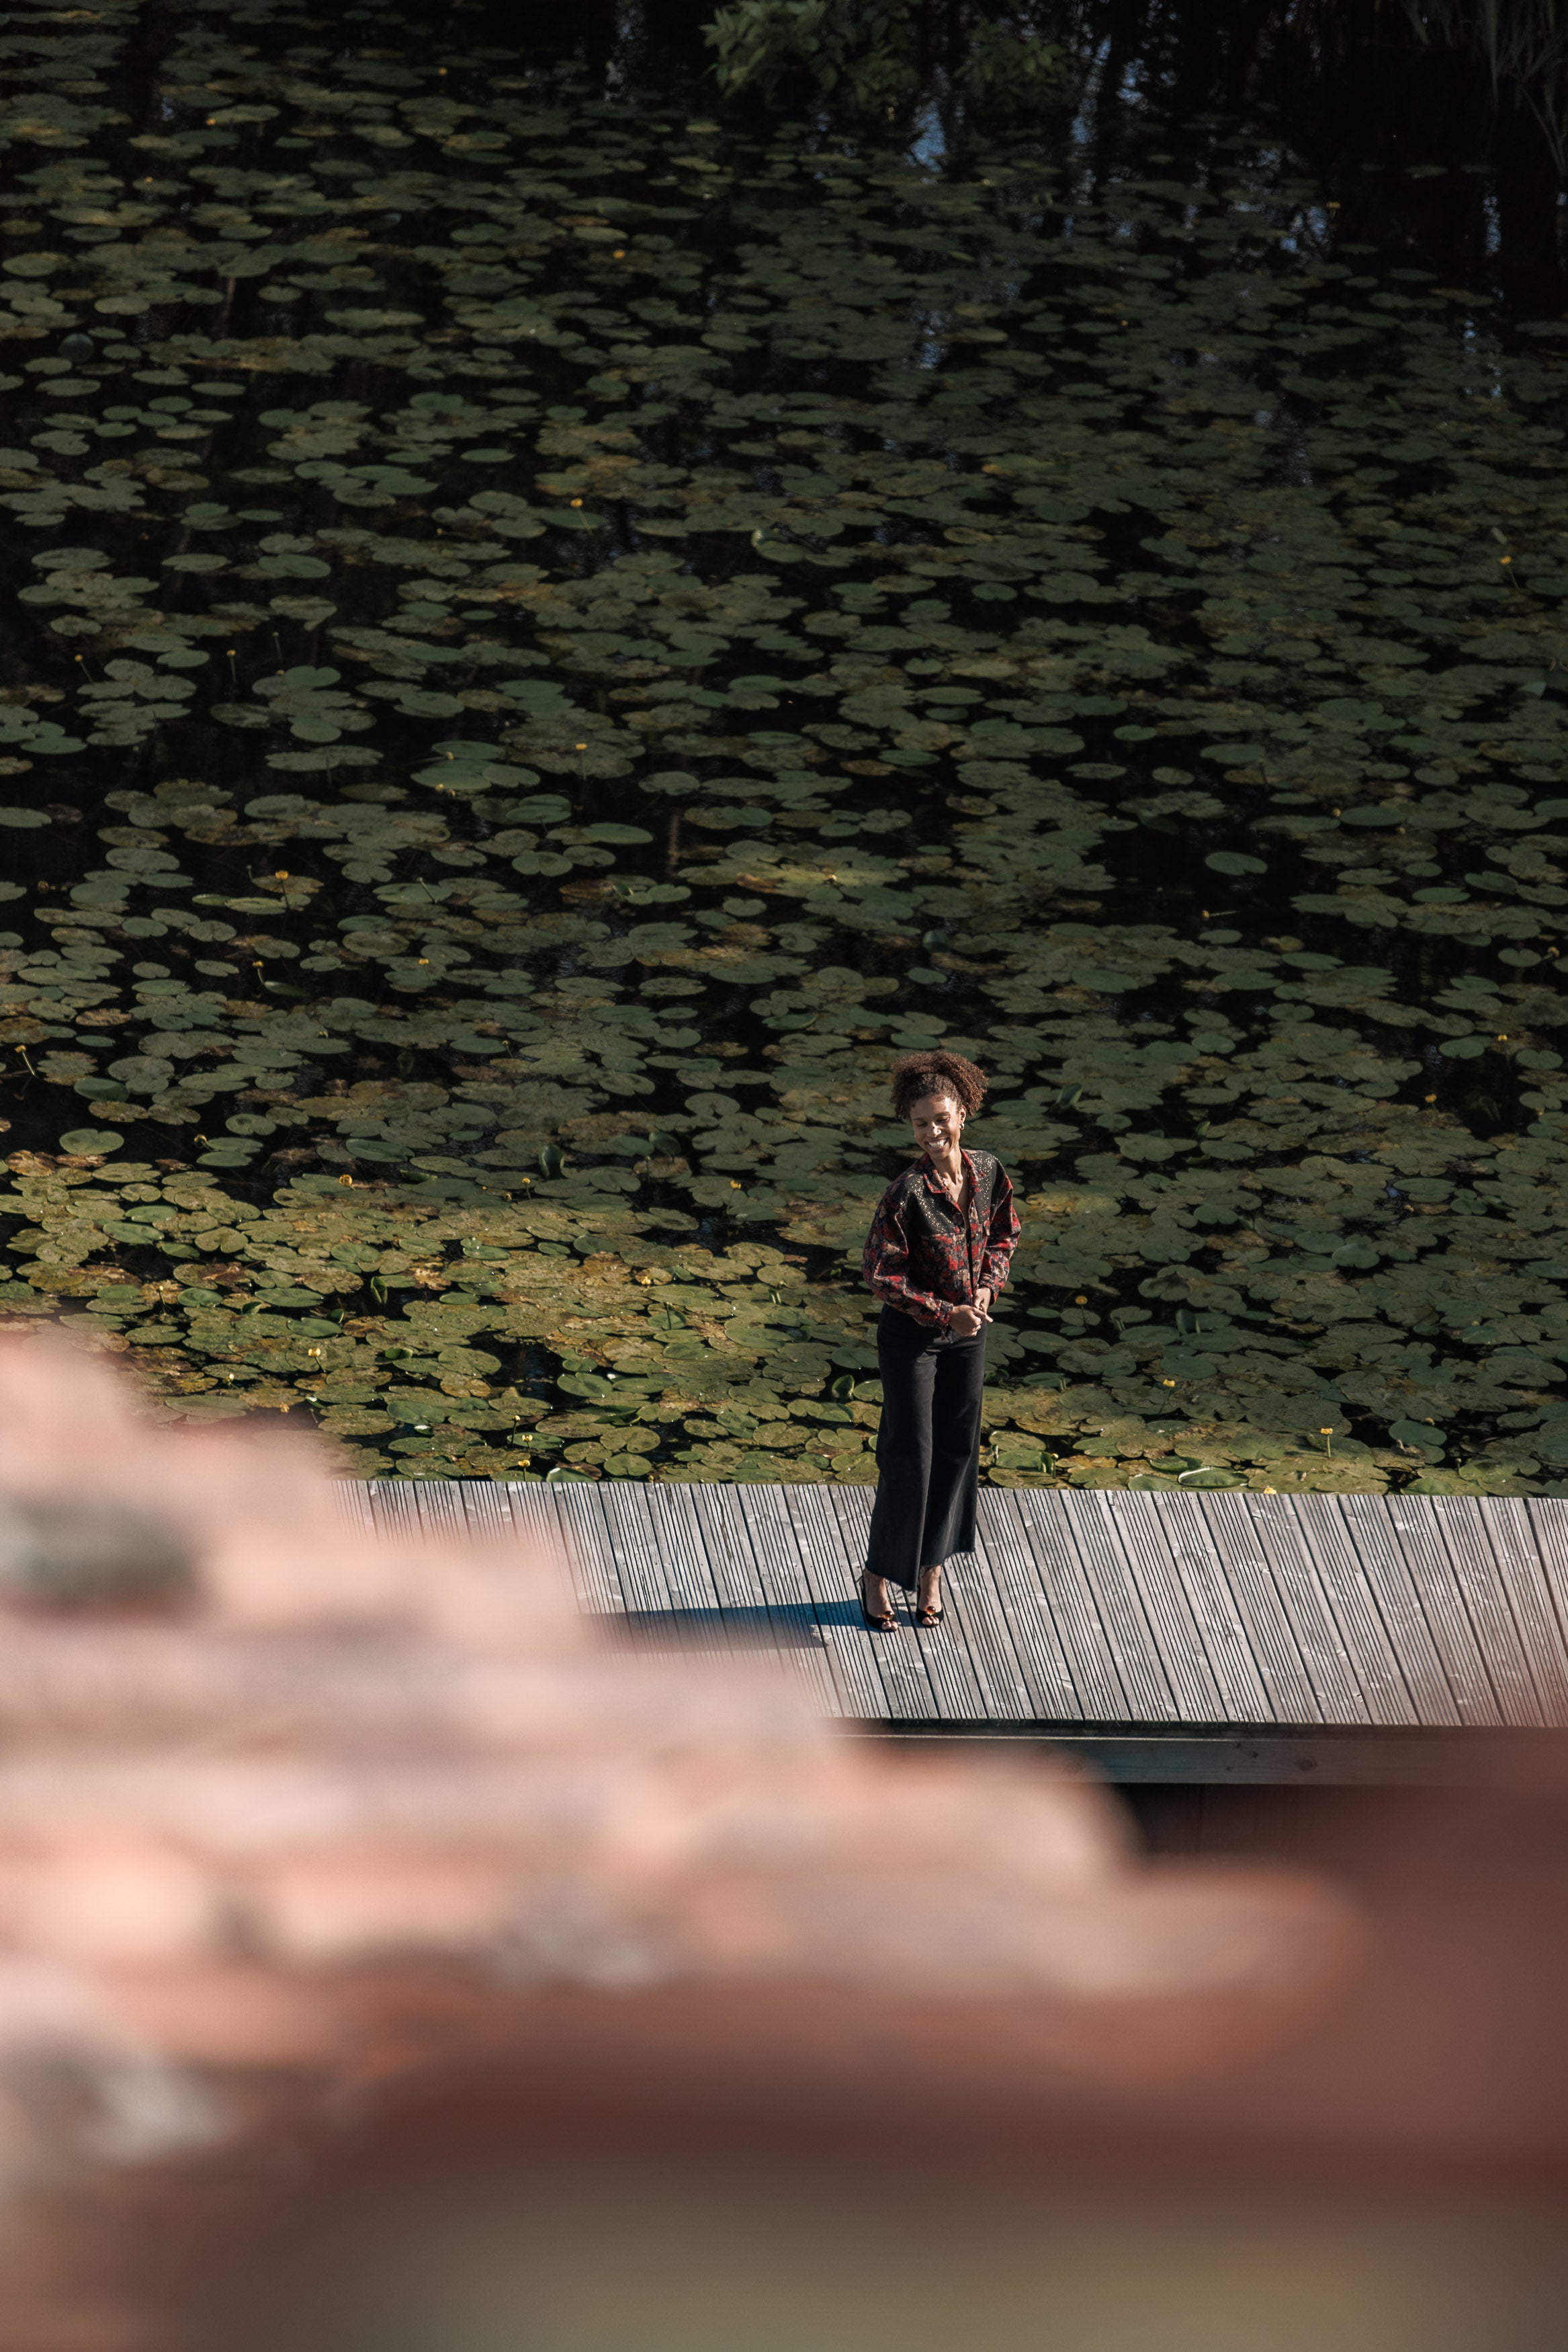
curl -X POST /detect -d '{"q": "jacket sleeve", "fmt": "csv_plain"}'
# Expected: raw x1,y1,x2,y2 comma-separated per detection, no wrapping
863,1191,953,1329
979,1162,1021,1298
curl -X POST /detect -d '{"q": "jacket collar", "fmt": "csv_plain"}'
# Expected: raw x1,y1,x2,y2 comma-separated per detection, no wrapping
920,1146,974,1202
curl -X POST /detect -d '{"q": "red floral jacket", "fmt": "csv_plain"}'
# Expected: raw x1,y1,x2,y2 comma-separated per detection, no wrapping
862,1148,1020,1332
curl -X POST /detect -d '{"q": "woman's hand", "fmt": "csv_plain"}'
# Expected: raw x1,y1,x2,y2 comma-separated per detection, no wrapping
950,1302,987,1338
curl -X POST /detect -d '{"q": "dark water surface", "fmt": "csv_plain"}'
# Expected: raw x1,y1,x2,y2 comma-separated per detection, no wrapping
1,0,1566,1495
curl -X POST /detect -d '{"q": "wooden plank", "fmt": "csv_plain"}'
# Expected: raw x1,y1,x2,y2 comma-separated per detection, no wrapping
731,1486,817,1622
1248,1493,1375,1724
333,1482,374,1533
357,1482,464,1545
827,1481,873,1586
1082,1491,1225,1722
920,1494,1034,1723
819,1484,922,1716
891,1526,993,1724
1199,1487,1361,1724
1029,1486,1175,1731
1272,1494,1415,1727
1346,1494,1500,1726
407,1482,466,1542
1415,1497,1543,1729
1113,1490,1276,1724
1207,1491,1367,1725
362,1481,421,1541
973,1493,1092,1722
660,1482,820,1685
420,1482,640,1624
453,1480,562,1554
605,1480,724,1652
446,1480,515,1544
482,1482,579,1601
687,1482,771,1622
805,1486,987,1724
494,1482,562,1547
785,1485,913,1722
1260,1486,1410,1731
740,1486,895,1722
830,1484,872,1534
1524,1501,1568,1722
642,1484,725,1619
593,1481,670,1624
545,1480,623,1617
999,1490,1131,1721
1048,1488,1187,1720
707,1486,840,1714
826,1484,1008,1715
458,1484,576,1613
1475,1498,1568,1726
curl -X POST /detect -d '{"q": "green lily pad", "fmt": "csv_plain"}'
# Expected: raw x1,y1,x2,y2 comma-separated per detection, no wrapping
58,1129,124,1154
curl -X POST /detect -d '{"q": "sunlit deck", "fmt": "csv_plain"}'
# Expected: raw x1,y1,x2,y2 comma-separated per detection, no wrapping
335,1482,1568,1781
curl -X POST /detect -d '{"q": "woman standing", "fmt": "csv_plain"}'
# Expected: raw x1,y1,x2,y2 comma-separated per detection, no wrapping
859,1051,1020,1632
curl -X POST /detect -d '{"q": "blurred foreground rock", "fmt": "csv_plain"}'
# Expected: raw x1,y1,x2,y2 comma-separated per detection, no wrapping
0,1337,1365,2345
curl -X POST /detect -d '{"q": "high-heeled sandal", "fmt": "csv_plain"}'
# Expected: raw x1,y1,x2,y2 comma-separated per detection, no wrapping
859,1572,896,1633
915,1578,943,1628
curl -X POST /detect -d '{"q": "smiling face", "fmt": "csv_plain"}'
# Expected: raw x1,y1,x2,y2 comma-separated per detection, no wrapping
909,1091,964,1159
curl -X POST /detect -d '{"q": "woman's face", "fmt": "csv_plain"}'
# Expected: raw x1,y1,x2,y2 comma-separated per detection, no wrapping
909,1092,963,1158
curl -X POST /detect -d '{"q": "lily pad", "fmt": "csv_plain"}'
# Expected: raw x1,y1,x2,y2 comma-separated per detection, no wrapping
57,1129,124,1154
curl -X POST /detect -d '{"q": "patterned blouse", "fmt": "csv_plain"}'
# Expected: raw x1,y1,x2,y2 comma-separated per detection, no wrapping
862,1148,1020,1332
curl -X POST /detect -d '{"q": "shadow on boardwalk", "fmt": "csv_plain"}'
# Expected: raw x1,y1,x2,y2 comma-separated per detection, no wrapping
598,1601,851,1650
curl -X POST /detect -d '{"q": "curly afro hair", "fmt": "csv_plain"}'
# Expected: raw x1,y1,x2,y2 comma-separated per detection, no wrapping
889,1050,988,1122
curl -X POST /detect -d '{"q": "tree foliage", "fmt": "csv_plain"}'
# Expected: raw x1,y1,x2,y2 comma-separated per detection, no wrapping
705,0,1063,119
1384,0,1568,161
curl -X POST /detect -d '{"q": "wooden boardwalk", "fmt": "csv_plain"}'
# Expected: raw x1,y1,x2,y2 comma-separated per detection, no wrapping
335,1482,1568,1780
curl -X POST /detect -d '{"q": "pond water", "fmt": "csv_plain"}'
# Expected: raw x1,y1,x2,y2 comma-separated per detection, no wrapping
1,0,1566,1496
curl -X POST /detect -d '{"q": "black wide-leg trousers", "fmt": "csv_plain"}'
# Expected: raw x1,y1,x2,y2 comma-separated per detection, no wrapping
864,1306,986,1593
